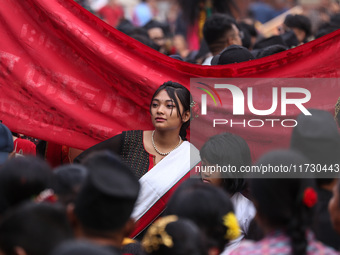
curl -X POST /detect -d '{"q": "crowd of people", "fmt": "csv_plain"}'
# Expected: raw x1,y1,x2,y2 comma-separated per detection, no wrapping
1,0,340,254
1,82,340,255
74,0,340,64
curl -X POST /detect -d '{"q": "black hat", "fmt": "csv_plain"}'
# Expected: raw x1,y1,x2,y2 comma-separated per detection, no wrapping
281,30,299,48
290,109,340,166
0,123,13,165
74,151,140,232
211,45,255,65
253,35,286,50
53,164,88,205
51,241,117,255
256,44,288,59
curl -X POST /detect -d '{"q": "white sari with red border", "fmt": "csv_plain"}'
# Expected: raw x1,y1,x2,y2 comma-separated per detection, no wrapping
130,141,200,237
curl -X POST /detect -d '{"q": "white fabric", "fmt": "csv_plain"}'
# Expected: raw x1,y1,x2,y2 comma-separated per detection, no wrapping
231,192,256,235
131,141,200,221
202,56,213,66
221,192,256,255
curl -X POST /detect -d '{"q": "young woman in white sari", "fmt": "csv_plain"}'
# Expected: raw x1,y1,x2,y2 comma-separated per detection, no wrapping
74,81,200,237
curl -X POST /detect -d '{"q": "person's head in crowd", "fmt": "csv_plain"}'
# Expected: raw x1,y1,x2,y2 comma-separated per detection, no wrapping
236,22,254,50
237,21,258,50
0,156,53,215
71,151,140,247
256,44,288,58
329,180,340,235
315,24,340,39
250,150,317,255
142,215,208,255
178,0,236,26
52,164,88,206
151,81,192,141
200,132,250,195
50,240,118,255
203,14,242,56
0,122,14,166
317,6,331,23
283,14,312,44
0,202,73,255
165,179,240,255
211,45,255,65
129,27,160,51
316,13,340,39
252,32,298,55
116,19,135,35
143,20,168,54
317,14,340,36
253,35,285,50
290,109,340,167
172,34,198,63
130,35,160,52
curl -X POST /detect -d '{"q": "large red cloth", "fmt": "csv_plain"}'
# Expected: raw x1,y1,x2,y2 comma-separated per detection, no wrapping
1,0,340,161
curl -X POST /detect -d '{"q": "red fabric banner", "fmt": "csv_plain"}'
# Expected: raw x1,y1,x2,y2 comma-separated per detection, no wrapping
1,0,340,160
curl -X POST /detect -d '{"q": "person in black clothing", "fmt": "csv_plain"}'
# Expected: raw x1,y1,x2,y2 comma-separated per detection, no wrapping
68,151,142,255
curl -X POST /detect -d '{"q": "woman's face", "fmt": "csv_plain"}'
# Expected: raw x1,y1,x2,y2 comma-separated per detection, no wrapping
151,89,188,131
200,159,223,187
329,183,340,234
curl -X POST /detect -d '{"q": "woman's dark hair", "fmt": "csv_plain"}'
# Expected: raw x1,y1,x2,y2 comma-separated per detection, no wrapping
165,179,235,252
151,81,192,140
200,133,251,194
142,215,208,255
251,150,316,255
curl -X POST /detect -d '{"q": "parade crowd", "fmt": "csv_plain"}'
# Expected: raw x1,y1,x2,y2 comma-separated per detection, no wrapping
1,0,340,255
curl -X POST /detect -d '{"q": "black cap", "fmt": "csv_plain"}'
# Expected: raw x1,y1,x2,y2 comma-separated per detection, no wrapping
253,35,286,50
290,109,340,165
281,30,299,47
211,45,255,65
74,151,140,232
